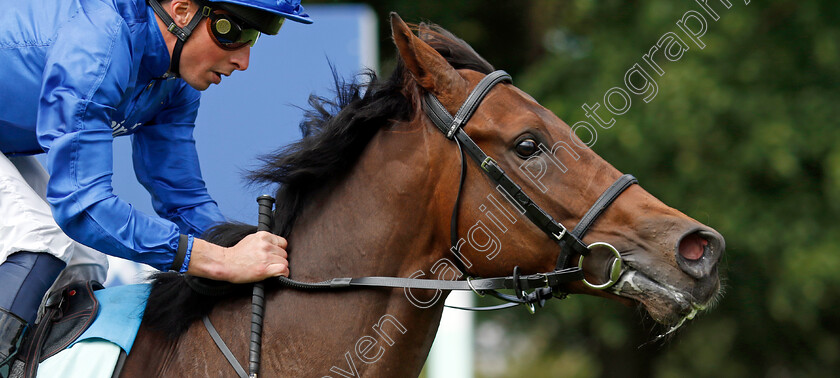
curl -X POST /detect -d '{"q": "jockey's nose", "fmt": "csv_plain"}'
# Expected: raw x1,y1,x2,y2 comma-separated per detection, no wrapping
231,45,250,71
675,229,725,279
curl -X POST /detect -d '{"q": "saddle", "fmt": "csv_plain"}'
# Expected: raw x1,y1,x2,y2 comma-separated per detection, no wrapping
10,280,104,378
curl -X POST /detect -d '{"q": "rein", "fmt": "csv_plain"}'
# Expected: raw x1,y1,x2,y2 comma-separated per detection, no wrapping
199,70,637,377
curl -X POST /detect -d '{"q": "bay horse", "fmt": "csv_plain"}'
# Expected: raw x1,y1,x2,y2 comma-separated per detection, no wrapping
120,13,724,377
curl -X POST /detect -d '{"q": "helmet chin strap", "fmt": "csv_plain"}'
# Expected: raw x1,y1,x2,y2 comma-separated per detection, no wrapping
149,0,211,77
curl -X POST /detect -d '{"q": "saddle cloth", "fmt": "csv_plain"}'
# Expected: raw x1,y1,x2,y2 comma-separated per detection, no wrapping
26,284,150,378
71,283,149,353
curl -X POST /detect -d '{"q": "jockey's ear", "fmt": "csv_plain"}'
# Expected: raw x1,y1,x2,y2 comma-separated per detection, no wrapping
390,12,467,114
169,0,196,27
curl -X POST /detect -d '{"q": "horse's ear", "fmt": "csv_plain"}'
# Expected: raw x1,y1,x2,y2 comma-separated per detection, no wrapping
390,13,465,105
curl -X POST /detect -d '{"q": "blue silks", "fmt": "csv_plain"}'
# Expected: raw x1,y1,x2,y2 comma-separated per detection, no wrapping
0,0,226,271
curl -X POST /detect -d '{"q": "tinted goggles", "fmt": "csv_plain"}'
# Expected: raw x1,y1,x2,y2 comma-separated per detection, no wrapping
206,10,276,50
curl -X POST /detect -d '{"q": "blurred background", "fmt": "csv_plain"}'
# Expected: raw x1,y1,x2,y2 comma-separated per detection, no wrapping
106,0,840,377
306,1,836,377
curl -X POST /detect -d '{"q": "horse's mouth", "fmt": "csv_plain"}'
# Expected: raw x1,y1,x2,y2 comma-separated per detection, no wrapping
608,268,712,327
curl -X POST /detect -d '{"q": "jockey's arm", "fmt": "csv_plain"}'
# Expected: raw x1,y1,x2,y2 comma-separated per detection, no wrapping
132,85,291,282
38,20,288,283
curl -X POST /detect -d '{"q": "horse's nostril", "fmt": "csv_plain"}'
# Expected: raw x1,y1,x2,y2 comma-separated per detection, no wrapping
678,232,708,261
676,229,724,280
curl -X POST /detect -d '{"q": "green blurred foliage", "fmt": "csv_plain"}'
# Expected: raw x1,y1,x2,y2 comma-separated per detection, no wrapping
308,0,840,376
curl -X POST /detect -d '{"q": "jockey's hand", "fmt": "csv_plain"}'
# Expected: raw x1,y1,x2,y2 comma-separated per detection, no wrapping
186,231,289,283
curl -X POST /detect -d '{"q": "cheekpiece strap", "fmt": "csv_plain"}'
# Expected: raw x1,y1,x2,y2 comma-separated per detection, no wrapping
422,70,590,260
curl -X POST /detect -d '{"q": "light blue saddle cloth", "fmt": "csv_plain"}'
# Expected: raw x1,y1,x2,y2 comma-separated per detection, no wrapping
71,283,150,353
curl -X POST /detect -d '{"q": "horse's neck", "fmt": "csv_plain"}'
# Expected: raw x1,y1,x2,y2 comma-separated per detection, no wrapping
261,126,455,376
288,126,447,280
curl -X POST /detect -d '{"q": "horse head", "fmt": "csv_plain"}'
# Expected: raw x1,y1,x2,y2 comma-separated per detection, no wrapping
390,13,724,326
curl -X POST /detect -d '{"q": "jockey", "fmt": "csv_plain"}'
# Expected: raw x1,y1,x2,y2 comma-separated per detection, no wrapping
0,0,312,366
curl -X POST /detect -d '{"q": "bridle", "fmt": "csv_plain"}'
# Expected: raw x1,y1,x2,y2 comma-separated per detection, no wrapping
423,70,638,300
199,70,638,378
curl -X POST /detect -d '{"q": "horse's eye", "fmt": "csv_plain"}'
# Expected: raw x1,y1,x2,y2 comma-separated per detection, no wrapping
515,138,538,158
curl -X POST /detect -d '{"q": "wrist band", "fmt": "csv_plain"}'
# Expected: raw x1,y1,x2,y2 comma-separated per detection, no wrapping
171,234,192,272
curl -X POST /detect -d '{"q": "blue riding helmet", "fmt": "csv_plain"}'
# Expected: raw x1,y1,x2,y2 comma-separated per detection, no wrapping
207,0,313,35
149,0,312,75
212,0,313,27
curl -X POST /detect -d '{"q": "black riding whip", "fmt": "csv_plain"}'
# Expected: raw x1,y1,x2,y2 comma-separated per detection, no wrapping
250,195,274,378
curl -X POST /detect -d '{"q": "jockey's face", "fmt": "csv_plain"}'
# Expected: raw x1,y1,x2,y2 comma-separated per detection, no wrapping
159,0,252,91
180,16,251,91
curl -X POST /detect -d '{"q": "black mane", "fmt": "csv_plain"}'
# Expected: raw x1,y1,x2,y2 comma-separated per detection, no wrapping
142,24,494,337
